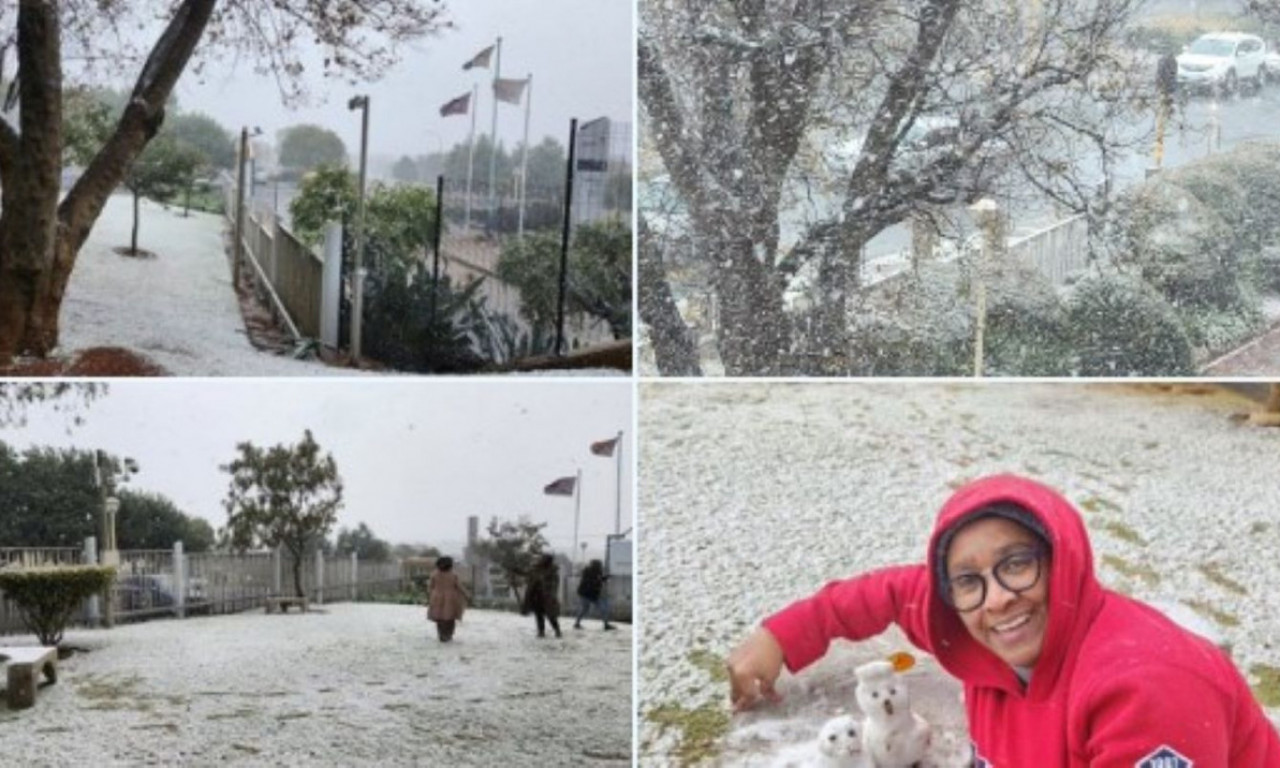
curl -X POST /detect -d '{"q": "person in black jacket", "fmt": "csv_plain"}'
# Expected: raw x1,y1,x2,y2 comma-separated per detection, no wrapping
521,554,562,638
574,559,616,631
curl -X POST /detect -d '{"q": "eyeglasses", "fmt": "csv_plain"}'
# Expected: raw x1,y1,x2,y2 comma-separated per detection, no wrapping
945,546,1046,613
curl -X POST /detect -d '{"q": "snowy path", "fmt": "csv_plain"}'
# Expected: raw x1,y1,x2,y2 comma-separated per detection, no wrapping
0,603,631,766
59,193,361,376
638,382,1280,765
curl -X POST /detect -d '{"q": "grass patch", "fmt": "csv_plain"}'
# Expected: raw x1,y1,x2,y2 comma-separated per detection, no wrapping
1101,554,1161,587
1250,521,1271,536
208,708,260,721
1197,563,1248,596
1079,495,1121,514
646,702,730,766
687,649,728,684
1183,599,1241,628
1250,664,1280,708
1101,520,1148,547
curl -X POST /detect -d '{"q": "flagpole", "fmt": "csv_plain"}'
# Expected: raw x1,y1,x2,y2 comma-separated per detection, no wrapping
518,73,532,239
465,84,478,231
613,430,623,535
487,36,502,234
573,468,582,568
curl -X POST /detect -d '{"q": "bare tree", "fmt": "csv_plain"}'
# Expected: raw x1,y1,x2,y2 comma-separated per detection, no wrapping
0,1,447,362
640,0,1151,374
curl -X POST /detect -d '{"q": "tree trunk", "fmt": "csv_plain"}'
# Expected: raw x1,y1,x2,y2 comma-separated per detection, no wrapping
705,207,790,375
292,555,305,598
131,190,141,254
638,218,701,376
0,0,217,362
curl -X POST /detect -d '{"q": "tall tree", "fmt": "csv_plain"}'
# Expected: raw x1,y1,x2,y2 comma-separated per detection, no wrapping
640,0,1149,373
0,2,448,363
278,123,347,170
221,430,344,598
471,516,549,603
0,445,135,547
116,488,212,552
167,111,235,169
335,522,392,562
0,382,103,427
391,154,419,183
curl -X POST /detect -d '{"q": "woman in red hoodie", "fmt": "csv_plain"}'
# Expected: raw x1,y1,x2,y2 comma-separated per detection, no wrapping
726,475,1280,767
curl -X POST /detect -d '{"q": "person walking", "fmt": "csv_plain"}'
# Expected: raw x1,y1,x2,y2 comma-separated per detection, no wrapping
574,559,616,630
426,556,469,642
522,553,562,638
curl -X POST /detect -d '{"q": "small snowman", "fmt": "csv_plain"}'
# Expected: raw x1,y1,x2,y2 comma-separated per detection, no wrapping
854,659,931,768
815,714,862,767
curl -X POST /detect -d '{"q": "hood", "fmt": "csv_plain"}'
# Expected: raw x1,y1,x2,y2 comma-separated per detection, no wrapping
924,474,1105,697
1177,53,1231,69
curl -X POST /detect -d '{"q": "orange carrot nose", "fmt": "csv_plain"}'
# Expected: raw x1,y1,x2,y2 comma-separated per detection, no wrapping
889,651,916,672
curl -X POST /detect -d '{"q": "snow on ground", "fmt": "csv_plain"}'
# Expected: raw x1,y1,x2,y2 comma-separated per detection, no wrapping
638,382,1280,765
0,603,631,766
58,193,371,376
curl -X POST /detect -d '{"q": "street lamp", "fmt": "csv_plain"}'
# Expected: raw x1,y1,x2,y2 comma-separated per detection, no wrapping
233,126,263,288
348,95,370,361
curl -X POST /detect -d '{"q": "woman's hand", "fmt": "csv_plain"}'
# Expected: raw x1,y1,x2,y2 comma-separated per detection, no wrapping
725,627,785,711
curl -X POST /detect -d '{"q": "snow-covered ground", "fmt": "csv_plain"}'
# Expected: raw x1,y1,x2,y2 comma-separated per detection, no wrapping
0,603,631,766
58,193,364,376
638,382,1280,765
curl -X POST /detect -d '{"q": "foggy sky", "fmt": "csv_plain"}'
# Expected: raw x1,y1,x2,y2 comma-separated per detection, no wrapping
172,1,634,165
0,380,633,559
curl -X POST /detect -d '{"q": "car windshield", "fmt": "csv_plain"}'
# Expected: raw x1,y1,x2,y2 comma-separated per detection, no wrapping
1189,38,1236,57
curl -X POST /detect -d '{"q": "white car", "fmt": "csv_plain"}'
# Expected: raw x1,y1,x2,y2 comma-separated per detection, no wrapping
1176,32,1268,95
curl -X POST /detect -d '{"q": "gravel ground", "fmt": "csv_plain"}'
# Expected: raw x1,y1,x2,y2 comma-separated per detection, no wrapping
0,603,631,766
638,382,1280,766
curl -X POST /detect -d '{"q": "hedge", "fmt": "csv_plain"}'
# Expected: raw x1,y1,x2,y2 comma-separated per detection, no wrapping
0,565,116,646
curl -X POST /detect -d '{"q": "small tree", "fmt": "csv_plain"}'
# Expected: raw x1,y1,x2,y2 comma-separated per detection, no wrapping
221,430,343,598
471,516,549,603
0,566,116,646
123,135,205,255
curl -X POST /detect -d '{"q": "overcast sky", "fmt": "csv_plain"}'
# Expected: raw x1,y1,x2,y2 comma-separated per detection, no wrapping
171,1,634,163
1,381,633,559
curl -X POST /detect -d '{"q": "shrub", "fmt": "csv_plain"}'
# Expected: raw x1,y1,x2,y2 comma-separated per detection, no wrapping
0,566,116,646
847,263,973,376
1063,271,1194,376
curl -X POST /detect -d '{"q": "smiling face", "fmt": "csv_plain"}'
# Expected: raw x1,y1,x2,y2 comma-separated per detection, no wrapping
945,516,1050,669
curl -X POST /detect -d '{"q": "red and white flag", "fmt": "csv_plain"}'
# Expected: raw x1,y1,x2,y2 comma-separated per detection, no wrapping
544,476,576,496
439,92,470,117
463,45,494,71
590,437,619,457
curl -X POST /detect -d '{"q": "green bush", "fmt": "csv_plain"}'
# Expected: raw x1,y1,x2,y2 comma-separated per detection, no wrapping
0,566,116,646
848,263,973,376
1064,272,1194,376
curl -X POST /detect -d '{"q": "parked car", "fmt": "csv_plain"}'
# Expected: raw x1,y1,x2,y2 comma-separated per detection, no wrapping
1176,32,1267,95
824,116,962,174
116,574,209,613
1266,46,1280,82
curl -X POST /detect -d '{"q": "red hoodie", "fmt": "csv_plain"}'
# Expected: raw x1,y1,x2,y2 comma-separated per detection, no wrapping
762,475,1280,767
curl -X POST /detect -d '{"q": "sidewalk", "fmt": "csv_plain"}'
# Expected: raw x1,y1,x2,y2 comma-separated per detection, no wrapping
1202,316,1280,376
57,193,366,376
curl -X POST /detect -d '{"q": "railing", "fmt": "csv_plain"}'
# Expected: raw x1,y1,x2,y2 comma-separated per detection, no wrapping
1007,214,1090,288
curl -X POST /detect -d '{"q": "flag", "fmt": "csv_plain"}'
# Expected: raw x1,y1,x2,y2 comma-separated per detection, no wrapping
463,45,494,70
493,77,529,105
591,437,619,457
439,92,470,117
544,476,576,496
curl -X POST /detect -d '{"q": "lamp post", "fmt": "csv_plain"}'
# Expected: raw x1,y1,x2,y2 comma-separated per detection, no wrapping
233,126,262,288
348,95,370,361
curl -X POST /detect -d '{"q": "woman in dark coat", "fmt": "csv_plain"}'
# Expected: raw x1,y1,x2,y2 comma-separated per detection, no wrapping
521,554,562,638
427,556,469,642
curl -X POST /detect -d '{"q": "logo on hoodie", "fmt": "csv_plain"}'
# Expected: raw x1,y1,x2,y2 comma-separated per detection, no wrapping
1137,746,1192,768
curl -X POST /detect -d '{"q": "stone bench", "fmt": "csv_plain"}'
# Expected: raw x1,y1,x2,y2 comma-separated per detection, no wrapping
0,646,58,710
265,596,309,614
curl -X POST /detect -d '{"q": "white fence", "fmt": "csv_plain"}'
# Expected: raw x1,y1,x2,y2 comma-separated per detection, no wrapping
1007,214,1091,288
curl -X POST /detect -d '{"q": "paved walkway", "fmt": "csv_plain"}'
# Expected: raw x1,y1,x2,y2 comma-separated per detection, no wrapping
1202,319,1280,376
59,193,362,376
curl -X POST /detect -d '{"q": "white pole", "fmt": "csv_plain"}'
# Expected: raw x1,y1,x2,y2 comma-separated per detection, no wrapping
487,37,503,233
518,73,533,239
465,83,478,231
613,430,623,535
573,468,582,570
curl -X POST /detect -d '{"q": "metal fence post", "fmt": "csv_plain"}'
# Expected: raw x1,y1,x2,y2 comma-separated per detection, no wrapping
273,546,282,596
84,537,100,627
351,552,358,602
316,554,325,606
174,541,186,619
